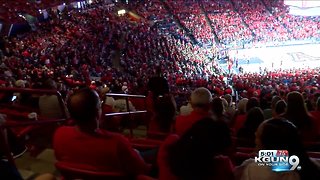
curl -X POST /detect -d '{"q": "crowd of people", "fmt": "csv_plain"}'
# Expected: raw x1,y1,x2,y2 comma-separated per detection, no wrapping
263,0,320,40
165,0,215,46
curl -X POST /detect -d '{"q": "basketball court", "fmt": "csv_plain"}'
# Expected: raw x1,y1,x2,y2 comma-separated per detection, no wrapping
220,43,320,74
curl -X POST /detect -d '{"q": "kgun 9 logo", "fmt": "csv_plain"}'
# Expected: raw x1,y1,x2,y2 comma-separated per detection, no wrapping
255,150,301,172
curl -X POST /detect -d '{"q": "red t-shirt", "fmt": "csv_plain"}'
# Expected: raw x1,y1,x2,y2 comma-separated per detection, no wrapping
233,114,247,134
53,126,148,175
157,135,234,180
175,111,210,136
309,111,320,137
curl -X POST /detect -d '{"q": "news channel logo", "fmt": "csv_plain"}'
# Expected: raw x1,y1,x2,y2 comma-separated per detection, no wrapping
255,150,301,172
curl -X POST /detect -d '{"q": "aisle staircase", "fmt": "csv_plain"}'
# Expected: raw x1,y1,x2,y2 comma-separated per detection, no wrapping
197,0,221,45
259,0,291,34
159,0,199,45
16,149,58,180
228,0,256,38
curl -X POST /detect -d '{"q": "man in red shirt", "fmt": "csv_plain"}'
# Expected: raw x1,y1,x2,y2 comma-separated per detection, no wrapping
175,87,212,136
53,88,149,176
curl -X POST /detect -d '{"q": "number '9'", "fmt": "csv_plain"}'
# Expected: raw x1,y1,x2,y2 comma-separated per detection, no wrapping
289,155,300,170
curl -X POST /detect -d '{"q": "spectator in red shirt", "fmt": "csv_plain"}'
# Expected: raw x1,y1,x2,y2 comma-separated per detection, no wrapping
53,88,149,176
281,91,318,141
211,97,230,125
237,107,265,147
175,87,212,136
232,98,248,134
158,118,234,180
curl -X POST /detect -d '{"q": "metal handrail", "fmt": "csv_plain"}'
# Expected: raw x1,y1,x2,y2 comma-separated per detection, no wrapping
105,93,146,98
104,93,148,137
104,111,147,117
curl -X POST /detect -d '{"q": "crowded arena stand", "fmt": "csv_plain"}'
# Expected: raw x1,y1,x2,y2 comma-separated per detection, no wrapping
0,0,320,179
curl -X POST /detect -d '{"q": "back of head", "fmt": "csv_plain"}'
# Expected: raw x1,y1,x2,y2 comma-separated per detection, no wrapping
224,94,232,105
67,88,100,128
287,91,305,111
211,97,224,117
246,97,260,112
271,96,281,110
285,91,310,128
221,98,228,111
168,118,231,179
43,78,57,90
243,107,264,132
275,100,287,116
238,98,248,114
259,119,301,151
190,87,212,109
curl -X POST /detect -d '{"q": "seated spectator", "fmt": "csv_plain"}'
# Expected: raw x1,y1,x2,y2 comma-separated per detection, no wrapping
158,118,234,180
235,119,320,180
175,87,212,136
148,94,176,133
281,91,318,140
274,100,287,118
233,97,261,133
246,97,260,112
211,97,230,125
232,98,248,134
53,88,149,176
237,107,264,147
39,79,66,119
224,94,236,121
263,96,281,119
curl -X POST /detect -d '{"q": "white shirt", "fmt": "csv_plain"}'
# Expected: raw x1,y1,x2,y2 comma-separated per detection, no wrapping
104,96,115,107
113,99,136,112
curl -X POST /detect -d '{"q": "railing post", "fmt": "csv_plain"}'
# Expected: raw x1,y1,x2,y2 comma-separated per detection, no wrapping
125,97,133,137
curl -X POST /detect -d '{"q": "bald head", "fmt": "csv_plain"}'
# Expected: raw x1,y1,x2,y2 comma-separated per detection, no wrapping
68,88,101,127
190,87,212,108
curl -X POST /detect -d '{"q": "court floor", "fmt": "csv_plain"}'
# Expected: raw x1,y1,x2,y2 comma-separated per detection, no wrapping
222,43,320,74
